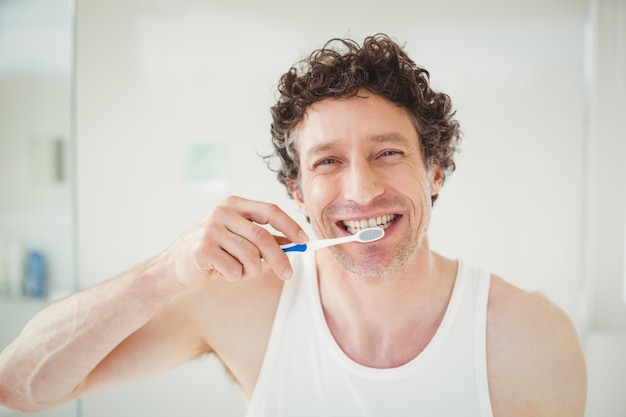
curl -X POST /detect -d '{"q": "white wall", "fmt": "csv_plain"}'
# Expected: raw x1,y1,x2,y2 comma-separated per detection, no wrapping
73,0,622,416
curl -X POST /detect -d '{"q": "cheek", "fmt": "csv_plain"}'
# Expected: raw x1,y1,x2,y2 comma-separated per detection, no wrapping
394,172,433,215
303,177,336,217
387,166,428,193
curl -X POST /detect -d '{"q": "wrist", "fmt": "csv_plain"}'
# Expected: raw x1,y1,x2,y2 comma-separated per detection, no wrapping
127,253,187,305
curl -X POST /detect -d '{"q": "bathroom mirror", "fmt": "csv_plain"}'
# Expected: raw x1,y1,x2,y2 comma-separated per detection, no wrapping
1,0,623,416
0,0,78,416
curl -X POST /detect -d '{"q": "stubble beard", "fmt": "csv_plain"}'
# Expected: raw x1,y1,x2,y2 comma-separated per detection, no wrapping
330,238,417,278
312,200,431,279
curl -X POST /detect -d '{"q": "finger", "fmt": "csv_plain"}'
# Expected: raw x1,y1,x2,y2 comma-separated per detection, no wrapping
202,206,289,280
223,218,293,280
191,227,244,281
217,233,266,280
224,196,309,244
273,235,292,246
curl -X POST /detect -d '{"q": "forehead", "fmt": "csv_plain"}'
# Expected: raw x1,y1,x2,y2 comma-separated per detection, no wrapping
295,93,419,155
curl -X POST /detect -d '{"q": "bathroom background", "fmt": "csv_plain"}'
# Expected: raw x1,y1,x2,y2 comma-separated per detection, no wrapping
0,0,624,415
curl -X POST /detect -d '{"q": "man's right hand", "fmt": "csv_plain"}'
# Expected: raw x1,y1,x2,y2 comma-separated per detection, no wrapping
161,195,309,289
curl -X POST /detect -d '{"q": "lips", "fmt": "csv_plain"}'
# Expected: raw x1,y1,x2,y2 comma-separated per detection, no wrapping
341,214,397,234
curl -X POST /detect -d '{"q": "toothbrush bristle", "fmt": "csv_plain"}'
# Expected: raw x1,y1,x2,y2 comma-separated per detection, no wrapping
358,227,385,242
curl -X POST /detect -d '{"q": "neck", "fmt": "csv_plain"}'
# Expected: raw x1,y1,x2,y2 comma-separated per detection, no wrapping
316,245,457,368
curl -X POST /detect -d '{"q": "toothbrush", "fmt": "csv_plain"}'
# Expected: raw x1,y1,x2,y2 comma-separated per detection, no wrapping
280,227,385,253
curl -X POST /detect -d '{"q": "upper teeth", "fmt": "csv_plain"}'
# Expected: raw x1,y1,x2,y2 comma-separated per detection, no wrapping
342,214,396,234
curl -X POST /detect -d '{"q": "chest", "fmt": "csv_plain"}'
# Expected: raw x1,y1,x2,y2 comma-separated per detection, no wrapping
243,265,494,416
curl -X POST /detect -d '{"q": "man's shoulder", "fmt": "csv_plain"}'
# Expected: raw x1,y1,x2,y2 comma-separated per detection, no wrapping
486,275,586,417
487,275,569,326
486,275,580,347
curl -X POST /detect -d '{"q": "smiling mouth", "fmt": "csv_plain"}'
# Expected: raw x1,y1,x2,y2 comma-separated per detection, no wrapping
341,214,398,235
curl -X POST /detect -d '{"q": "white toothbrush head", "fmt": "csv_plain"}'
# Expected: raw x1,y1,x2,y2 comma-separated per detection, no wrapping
355,227,385,242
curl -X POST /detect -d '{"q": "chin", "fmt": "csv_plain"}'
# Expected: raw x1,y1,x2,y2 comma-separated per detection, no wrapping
330,246,412,279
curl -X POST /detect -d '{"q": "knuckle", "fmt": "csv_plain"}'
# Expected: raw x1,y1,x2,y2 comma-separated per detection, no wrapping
223,262,243,280
222,195,241,206
207,205,229,221
196,238,218,258
199,222,222,246
242,259,263,278
239,243,261,264
252,226,273,245
264,202,281,217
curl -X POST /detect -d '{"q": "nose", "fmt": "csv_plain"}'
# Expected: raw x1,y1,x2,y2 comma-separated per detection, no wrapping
342,158,384,204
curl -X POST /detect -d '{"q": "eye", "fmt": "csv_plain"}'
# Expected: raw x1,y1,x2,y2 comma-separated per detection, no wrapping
313,157,338,169
311,157,339,173
378,149,403,159
316,158,336,166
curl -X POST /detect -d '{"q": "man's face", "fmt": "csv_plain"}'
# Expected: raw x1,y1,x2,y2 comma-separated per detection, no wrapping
291,92,443,278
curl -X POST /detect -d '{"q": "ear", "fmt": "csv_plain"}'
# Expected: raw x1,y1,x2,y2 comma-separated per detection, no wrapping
430,165,444,197
287,180,309,218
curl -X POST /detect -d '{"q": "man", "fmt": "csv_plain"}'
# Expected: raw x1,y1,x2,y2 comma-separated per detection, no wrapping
0,34,586,416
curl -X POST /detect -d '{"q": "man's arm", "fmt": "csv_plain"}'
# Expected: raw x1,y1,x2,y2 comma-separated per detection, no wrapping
0,258,194,412
0,196,307,412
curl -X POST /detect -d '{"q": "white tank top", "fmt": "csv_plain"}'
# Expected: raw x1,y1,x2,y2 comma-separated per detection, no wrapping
246,253,494,417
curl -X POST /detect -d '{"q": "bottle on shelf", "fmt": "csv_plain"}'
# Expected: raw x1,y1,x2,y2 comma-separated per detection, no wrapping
24,250,47,299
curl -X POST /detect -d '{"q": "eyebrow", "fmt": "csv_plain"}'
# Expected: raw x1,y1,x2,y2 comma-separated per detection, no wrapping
304,133,414,158
368,133,414,147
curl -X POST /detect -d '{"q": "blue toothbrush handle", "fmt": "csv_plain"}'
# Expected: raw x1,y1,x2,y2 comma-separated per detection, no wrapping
281,243,308,253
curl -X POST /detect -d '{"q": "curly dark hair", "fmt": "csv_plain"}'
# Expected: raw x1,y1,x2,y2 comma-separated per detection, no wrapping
266,33,461,203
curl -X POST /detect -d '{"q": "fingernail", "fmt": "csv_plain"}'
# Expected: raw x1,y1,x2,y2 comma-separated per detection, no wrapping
298,230,309,242
283,266,293,280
